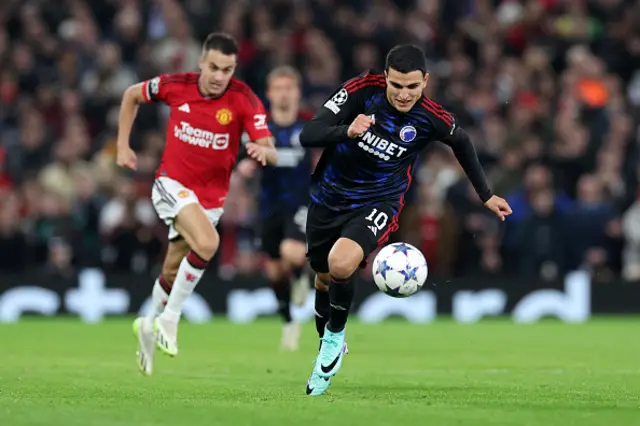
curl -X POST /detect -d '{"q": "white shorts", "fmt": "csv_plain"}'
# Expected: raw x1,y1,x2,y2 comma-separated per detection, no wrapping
151,177,223,241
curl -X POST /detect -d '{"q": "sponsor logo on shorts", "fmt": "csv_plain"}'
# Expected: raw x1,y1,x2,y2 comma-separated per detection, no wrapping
178,190,189,199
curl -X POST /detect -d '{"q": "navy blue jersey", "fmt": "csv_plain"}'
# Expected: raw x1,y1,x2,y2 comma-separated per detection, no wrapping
259,118,311,217
307,71,456,214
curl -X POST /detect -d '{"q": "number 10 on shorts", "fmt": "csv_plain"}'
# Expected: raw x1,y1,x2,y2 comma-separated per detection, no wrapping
365,208,389,236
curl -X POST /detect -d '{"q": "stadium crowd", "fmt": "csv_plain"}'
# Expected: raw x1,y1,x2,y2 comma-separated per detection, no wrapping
0,0,639,283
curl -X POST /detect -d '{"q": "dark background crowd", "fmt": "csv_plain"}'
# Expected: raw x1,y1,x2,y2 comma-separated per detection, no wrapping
0,0,639,284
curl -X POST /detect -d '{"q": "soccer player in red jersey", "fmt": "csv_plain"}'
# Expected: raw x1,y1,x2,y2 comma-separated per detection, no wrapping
116,33,277,375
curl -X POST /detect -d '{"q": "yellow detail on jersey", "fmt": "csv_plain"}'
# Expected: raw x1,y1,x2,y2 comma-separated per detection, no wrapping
216,108,233,125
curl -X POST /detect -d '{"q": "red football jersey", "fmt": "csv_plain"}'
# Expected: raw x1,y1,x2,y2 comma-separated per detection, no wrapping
142,72,272,208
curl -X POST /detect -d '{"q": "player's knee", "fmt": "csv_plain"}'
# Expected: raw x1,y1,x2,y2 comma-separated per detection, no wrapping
280,240,306,267
327,253,359,279
327,238,364,279
315,273,330,292
190,231,219,260
265,259,286,283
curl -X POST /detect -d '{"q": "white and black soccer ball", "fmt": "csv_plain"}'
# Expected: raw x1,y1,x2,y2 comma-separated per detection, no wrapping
372,243,428,298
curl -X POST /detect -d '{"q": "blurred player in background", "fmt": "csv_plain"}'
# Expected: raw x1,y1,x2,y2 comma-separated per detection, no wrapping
300,44,512,395
237,66,311,351
116,33,277,375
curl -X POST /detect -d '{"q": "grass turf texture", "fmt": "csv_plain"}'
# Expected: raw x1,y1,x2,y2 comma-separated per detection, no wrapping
1,317,639,426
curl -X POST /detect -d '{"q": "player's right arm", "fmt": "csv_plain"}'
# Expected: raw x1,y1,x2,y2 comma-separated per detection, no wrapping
116,75,169,170
299,72,373,147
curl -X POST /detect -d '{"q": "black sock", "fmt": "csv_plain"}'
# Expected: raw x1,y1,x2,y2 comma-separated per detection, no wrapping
314,289,330,339
271,278,292,323
328,275,355,333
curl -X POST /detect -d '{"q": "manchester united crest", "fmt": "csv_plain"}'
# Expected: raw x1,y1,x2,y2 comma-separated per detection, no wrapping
216,108,233,125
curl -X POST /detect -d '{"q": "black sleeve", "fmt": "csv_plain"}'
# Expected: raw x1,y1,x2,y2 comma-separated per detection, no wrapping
299,77,367,147
441,126,493,203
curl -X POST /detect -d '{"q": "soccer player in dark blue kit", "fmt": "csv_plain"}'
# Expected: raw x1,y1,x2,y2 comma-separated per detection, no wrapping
299,44,513,395
240,66,312,350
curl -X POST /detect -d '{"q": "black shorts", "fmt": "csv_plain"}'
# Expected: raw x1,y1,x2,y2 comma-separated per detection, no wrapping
260,206,308,259
305,202,399,273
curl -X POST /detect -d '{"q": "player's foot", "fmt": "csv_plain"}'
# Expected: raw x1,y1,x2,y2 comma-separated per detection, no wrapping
306,368,331,396
133,317,155,376
291,272,310,307
306,341,348,396
315,326,346,378
154,314,179,357
281,322,300,351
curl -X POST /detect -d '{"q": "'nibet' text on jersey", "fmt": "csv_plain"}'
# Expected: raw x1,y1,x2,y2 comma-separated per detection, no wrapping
358,130,408,161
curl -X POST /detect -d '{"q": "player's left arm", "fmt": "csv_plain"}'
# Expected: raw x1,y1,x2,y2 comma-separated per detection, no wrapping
241,90,277,166
440,123,513,221
441,125,492,202
248,135,277,166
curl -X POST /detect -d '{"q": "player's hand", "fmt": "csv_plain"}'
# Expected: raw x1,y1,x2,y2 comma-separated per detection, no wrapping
245,142,268,166
116,146,137,170
347,114,375,138
484,195,512,221
236,158,258,179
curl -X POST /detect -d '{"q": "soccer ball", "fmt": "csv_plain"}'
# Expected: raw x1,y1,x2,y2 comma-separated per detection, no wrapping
372,243,428,298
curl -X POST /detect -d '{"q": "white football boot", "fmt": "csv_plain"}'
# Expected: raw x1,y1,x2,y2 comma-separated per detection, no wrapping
133,317,156,375
154,314,179,356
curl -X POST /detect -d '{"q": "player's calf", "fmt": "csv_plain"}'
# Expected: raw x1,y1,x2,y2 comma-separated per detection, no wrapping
265,260,291,322
312,240,359,376
155,204,219,356
266,259,302,351
314,274,330,339
280,239,309,307
150,275,171,314
146,238,190,321
325,238,363,333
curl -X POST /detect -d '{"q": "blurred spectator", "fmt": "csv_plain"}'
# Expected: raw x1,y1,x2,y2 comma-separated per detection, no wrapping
503,163,574,262
517,188,567,281
99,176,160,273
0,191,28,272
622,190,640,282
565,174,619,278
0,0,638,284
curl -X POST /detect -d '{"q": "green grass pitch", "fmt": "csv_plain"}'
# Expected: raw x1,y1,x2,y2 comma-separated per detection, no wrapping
1,317,639,426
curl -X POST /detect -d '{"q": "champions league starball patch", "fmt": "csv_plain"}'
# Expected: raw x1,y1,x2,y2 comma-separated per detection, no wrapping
399,125,417,142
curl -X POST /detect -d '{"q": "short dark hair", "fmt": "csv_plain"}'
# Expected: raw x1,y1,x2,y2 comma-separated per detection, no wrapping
385,44,427,74
202,32,239,55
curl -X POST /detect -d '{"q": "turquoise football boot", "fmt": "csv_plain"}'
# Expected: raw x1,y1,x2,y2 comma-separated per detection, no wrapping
306,341,348,396
315,326,346,378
